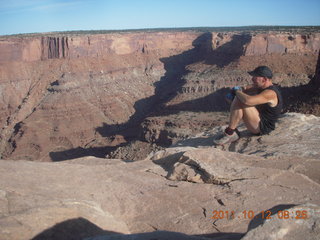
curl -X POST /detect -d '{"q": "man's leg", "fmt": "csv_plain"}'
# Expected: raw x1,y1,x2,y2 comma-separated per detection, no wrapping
229,97,260,134
214,98,261,145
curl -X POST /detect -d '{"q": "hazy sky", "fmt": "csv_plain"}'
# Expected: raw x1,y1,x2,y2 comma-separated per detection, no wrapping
1,0,320,36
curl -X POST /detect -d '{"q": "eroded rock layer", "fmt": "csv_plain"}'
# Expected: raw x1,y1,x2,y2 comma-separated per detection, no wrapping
0,30,319,161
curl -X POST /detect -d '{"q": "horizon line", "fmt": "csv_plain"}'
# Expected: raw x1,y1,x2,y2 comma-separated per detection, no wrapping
2,25,320,37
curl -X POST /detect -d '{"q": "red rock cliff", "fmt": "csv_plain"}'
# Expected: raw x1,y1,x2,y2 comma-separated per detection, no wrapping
0,30,319,161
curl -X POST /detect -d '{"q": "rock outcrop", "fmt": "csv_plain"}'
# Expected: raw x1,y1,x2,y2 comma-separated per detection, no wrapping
0,113,319,240
241,204,320,240
0,29,320,161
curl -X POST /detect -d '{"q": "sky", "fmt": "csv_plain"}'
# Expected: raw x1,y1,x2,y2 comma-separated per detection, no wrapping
0,0,320,36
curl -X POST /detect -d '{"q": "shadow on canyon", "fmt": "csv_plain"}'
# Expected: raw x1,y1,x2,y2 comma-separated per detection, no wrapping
50,32,253,161
50,33,319,161
49,82,319,162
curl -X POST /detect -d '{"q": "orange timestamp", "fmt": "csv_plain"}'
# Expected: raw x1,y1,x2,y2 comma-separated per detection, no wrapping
211,210,308,220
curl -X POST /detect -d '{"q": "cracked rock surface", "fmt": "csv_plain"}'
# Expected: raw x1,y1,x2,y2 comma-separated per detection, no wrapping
0,113,320,240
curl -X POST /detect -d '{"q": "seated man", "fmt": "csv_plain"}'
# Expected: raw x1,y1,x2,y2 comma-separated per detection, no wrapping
214,66,283,145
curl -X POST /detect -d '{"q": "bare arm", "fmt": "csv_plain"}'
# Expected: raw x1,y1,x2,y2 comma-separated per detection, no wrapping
243,84,255,91
235,89,277,106
242,84,259,95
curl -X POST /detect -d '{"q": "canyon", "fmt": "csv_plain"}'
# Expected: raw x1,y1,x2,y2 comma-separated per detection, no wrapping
0,27,320,240
0,28,319,161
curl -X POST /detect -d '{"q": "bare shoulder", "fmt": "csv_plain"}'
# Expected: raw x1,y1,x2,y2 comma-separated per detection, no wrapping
260,89,278,106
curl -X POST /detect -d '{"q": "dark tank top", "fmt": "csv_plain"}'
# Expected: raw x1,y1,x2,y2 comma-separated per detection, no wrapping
256,85,283,134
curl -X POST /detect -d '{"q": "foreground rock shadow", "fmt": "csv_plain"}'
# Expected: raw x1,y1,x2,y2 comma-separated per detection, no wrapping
247,204,297,232
32,217,244,240
84,231,244,240
34,205,297,240
31,217,118,240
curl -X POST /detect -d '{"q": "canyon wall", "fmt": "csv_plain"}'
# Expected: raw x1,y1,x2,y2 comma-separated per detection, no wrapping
0,30,319,161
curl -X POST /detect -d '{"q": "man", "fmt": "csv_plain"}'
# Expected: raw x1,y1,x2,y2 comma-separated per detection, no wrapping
214,66,283,145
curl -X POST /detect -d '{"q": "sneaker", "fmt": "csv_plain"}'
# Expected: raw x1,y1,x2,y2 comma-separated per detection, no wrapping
213,131,240,145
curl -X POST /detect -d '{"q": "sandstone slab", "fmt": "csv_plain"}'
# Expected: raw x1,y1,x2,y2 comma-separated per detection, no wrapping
1,113,319,240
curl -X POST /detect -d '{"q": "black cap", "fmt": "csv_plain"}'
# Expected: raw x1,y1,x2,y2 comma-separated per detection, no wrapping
248,66,273,79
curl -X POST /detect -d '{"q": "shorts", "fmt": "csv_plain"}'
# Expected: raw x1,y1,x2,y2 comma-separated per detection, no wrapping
258,117,274,135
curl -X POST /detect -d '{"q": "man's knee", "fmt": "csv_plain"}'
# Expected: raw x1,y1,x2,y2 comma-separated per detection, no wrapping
231,98,248,110
242,107,261,133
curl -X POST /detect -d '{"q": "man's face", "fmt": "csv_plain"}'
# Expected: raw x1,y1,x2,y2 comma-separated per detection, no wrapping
252,76,266,88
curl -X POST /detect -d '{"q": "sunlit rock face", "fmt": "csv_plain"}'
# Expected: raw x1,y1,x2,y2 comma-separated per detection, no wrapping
0,29,319,161
0,113,319,240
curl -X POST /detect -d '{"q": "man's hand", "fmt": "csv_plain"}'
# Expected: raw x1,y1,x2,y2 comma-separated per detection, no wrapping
225,86,243,103
231,86,243,95
225,92,235,102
